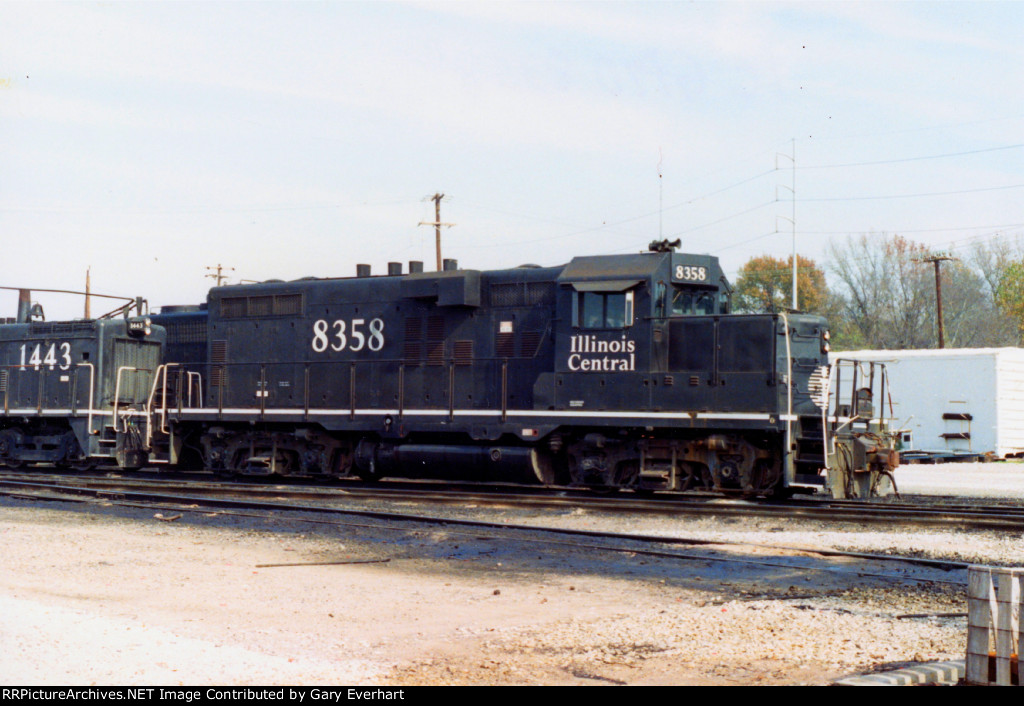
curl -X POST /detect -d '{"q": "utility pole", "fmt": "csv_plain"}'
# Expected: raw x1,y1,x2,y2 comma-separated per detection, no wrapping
918,252,957,348
789,138,796,310
205,264,235,287
658,149,663,239
418,193,455,271
84,267,91,319
775,139,797,309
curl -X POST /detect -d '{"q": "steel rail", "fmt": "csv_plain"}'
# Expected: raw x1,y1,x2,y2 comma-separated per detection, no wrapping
0,476,974,582
2,471,1024,530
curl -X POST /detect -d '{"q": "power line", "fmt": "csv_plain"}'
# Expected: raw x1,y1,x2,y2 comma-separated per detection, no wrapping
713,231,781,254
798,222,1024,236
794,113,1024,144
665,200,777,239
799,143,1024,169
458,142,1021,252
800,183,1024,202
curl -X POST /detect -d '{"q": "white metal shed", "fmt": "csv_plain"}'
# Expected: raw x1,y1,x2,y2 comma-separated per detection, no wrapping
829,348,1024,458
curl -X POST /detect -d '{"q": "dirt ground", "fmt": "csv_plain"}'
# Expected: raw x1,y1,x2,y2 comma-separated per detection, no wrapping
0,496,967,686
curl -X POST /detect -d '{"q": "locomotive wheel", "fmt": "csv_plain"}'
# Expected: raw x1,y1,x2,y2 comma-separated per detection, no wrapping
674,462,697,492
769,485,795,500
0,431,21,468
355,464,383,482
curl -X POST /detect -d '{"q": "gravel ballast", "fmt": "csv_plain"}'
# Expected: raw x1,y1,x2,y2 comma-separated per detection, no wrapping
1,462,1021,685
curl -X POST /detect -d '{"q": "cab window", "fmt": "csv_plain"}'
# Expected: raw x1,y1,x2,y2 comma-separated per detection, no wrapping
579,291,634,328
669,286,715,316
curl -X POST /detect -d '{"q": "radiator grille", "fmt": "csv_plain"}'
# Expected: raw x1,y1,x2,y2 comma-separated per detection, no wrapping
219,293,304,318
489,282,556,307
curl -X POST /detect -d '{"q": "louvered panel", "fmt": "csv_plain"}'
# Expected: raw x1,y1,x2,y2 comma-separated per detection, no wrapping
453,340,473,366
426,342,445,366
496,332,515,358
403,341,422,361
426,316,445,341
519,331,542,358
210,340,228,387
404,317,422,340
425,316,445,365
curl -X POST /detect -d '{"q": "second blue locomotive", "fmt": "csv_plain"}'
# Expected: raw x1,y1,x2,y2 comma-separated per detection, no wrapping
143,243,836,495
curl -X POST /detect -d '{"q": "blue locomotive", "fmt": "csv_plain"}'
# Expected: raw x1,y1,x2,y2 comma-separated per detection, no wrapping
0,244,895,497
0,291,163,470
146,242,870,496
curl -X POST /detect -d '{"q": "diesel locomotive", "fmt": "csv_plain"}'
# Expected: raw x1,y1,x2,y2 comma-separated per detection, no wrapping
0,243,897,497
0,291,161,470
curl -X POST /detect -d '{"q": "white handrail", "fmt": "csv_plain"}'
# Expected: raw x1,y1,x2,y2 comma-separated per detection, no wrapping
187,371,203,408
779,313,793,481
113,366,139,433
77,363,96,434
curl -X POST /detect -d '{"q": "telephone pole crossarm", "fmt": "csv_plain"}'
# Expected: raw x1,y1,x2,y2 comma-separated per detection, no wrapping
205,264,235,287
418,193,456,271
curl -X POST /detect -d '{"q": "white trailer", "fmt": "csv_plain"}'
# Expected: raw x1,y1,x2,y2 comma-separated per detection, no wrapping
830,348,1024,458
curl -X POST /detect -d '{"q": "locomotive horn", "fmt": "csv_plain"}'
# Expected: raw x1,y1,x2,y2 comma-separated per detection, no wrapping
648,238,681,253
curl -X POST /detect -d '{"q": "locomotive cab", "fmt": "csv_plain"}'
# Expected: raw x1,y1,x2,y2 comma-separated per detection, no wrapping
543,247,833,494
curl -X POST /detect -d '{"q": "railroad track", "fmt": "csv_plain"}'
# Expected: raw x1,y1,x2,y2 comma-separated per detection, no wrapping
0,471,976,586
2,470,1024,531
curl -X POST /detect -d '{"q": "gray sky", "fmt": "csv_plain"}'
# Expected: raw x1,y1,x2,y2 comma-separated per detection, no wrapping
1,1,1021,319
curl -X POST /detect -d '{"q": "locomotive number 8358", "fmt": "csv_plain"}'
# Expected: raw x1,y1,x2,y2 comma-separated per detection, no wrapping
0,242,898,499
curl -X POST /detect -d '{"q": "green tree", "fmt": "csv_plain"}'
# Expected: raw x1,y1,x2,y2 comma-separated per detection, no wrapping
733,254,828,314
995,260,1024,337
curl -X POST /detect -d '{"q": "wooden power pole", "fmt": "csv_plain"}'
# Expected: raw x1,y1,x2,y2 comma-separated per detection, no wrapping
418,193,455,271
919,252,957,348
84,267,91,319
205,264,235,287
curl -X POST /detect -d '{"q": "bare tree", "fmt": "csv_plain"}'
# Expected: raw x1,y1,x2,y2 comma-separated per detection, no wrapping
825,233,1021,350
827,234,934,349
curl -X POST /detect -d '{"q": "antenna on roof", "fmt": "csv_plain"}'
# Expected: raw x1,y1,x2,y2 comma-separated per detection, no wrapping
658,148,663,239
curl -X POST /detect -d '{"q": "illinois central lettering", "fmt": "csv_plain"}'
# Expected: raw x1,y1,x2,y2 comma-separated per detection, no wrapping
567,334,636,372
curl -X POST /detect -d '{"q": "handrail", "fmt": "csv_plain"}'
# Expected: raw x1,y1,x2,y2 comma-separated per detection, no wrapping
113,366,138,432
79,362,96,435
113,366,153,432
780,313,793,479
397,364,404,420
187,371,203,408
